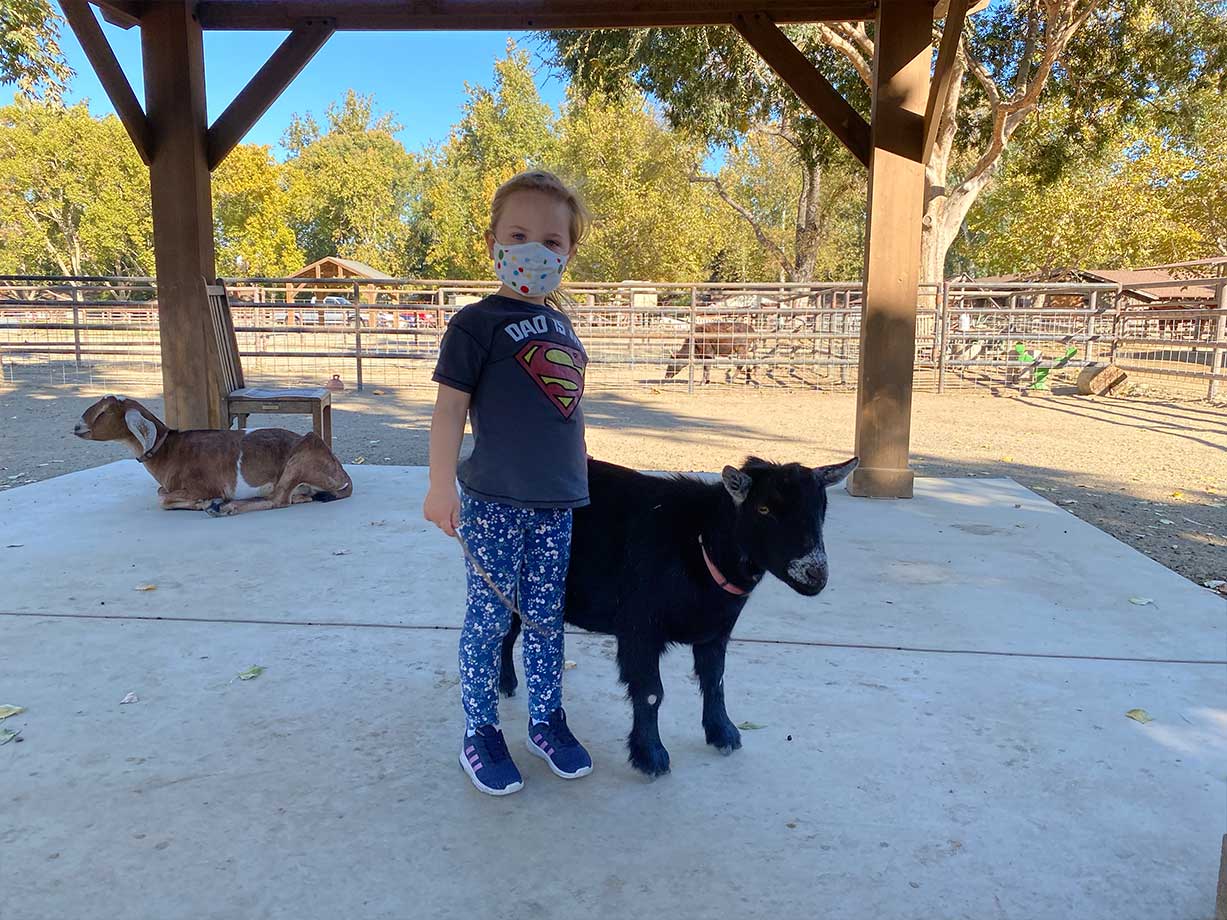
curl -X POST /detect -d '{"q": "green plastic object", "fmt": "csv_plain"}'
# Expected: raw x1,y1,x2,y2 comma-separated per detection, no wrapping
1013,343,1078,389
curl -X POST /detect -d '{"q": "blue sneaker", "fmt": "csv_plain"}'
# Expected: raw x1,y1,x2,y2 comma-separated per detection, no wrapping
460,725,523,796
526,708,593,779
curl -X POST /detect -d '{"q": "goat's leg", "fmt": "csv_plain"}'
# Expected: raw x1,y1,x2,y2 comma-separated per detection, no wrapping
268,433,353,508
499,613,521,697
158,490,218,512
617,639,670,776
693,635,741,754
206,497,275,516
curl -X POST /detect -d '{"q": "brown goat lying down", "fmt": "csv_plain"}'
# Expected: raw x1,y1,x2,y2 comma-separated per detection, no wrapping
74,395,353,516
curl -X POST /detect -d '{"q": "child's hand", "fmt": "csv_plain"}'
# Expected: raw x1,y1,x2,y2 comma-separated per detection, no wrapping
424,484,461,537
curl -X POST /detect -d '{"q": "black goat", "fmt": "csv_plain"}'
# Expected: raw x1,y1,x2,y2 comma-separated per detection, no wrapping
500,455,858,777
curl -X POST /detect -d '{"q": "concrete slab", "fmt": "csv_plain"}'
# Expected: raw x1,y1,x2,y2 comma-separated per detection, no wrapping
4,614,1223,920
3,463,1223,919
1,463,1222,660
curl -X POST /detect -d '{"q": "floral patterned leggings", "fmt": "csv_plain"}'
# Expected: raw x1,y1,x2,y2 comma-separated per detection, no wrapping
457,491,572,732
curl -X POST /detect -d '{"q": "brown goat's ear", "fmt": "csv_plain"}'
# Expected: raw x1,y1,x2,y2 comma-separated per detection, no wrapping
815,457,858,487
124,408,157,454
722,465,752,504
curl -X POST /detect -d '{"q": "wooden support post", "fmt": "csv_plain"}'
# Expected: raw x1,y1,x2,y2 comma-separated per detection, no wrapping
848,0,932,498
733,12,870,167
206,19,334,170
923,0,968,166
61,0,153,164
143,1,220,429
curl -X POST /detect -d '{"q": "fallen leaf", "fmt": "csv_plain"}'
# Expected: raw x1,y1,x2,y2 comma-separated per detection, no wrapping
120,692,138,704
1125,708,1153,724
5,544,23,548
332,549,351,556
1059,499,1078,505
0,704,25,720
368,440,381,445
1129,597,1154,606
563,660,577,670
1000,456,1014,462
353,456,366,464
369,520,387,527
737,721,767,730
1158,519,1175,525
0,728,18,745
1170,490,1183,499
237,666,265,681
785,822,797,829
134,584,157,592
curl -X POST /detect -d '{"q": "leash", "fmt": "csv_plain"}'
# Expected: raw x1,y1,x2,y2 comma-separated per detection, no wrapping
454,531,563,638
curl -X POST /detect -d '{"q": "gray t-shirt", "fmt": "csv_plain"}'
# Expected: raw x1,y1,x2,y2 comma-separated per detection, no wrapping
432,295,589,509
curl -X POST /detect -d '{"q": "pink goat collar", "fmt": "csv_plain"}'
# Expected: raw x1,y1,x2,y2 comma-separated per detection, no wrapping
699,535,748,596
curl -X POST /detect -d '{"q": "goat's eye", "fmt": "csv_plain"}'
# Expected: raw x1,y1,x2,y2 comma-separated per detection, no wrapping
757,504,771,515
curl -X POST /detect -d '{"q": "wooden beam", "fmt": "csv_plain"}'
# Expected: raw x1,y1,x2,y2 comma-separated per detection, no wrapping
923,0,968,165
60,0,152,164
734,11,870,167
207,19,334,169
143,1,222,429
90,1,144,28
848,0,933,499
195,0,876,30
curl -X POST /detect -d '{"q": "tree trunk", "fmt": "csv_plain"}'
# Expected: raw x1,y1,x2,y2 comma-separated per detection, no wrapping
792,159,823,282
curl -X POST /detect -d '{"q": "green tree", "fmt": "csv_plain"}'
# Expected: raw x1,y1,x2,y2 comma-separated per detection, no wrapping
0,99,151,274
212,143,304,277
282,89,420,274
553,91,722,282
1,0,70,102
421,42,554,278
701,130,865,282
959,121,1207,274
1173,90,1227,257
546,26,865,281
544,0,1227,281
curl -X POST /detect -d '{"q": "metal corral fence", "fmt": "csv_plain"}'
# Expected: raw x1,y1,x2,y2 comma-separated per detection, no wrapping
2,275,1224,399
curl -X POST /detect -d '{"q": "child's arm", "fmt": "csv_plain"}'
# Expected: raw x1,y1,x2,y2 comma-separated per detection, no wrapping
424,383,470,537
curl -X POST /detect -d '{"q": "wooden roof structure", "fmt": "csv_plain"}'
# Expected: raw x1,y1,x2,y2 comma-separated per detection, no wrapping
62,0,971,498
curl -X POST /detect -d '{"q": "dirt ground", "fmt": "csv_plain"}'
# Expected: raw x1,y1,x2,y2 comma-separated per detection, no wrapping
2,376,1225,591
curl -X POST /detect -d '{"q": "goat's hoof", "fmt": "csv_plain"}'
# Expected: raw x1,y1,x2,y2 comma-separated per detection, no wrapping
629,742,671,777
705,721,742,754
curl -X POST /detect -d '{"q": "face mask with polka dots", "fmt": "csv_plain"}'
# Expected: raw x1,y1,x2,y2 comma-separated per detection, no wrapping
492,241,568,297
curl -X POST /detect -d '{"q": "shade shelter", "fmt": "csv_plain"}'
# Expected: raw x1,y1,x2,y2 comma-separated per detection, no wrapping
60,0,977,498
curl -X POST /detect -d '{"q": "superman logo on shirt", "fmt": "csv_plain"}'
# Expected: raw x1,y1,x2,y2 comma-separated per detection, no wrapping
516,340,586,419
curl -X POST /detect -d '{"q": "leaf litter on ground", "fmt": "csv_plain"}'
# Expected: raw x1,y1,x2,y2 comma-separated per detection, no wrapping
237,666,265,681
737,721,767,730
1125,709,1153,724
0,705,25,720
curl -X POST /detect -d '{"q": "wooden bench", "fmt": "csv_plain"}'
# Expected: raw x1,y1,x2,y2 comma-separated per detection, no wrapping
206,282,333,446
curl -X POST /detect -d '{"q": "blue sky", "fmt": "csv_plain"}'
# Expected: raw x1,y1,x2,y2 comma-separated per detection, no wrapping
54,17,569,158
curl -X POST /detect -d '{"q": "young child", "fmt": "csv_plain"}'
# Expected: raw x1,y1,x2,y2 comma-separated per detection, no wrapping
424,170,593,796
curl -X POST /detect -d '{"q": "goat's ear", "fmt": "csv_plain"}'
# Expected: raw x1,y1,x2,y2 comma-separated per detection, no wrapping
815,457,858,487
124,408,157,454
722,465,752,504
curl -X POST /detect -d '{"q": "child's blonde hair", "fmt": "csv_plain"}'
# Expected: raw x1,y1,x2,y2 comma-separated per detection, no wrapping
489,170,590,310
489,170,592,249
